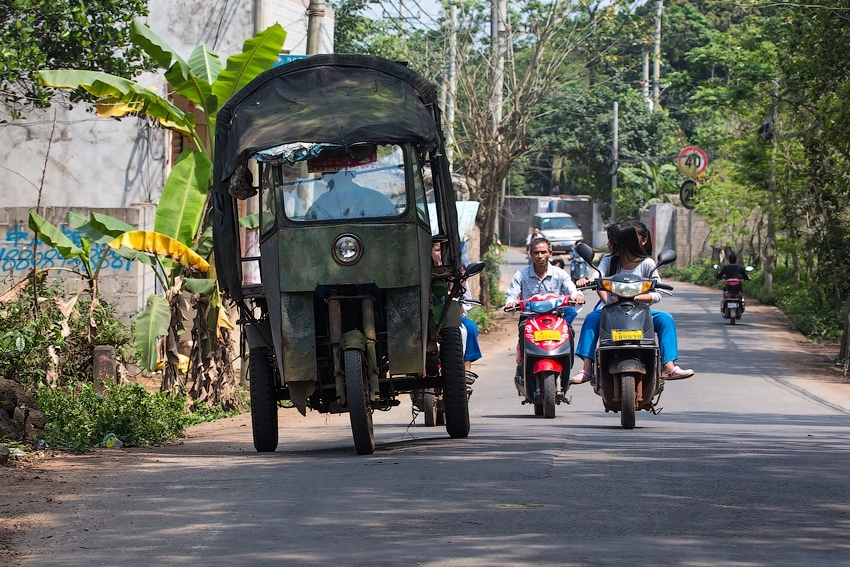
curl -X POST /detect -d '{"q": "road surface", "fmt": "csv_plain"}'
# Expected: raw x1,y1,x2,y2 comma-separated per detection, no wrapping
14,248,850,566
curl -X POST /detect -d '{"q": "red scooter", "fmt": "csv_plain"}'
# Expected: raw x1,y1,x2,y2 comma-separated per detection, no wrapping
506,293,576,418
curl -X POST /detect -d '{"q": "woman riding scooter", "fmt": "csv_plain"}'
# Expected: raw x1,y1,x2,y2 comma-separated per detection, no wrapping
570,221,694,384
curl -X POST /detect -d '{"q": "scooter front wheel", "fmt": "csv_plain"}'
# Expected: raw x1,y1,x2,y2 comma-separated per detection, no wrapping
542,372,556,418
620,374,636,429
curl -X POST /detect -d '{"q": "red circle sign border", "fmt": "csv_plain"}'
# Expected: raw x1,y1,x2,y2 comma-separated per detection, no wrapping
677,146,708,178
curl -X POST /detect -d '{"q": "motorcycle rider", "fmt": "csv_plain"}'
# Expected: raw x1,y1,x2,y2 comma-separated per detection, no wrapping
716,253,750,282
570,221,694,384
505,237,585,372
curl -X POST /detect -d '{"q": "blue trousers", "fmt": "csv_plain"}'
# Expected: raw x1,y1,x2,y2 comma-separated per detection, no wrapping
460,316,482,362
575,307,679,366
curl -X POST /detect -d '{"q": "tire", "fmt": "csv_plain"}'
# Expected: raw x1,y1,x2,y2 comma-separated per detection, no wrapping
542,373,556,418
534,404,544,416
620,374,636,430
440,326,470,438
730,310,737,325
436,411,445,426
423,390,437,427
345,349,375,455
249,347,279,452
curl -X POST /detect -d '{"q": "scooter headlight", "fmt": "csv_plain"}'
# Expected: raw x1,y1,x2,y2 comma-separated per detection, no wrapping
332,233,363,265
601,279,652,299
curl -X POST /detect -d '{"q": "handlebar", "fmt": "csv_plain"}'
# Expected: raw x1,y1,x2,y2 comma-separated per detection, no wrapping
656,283,673,291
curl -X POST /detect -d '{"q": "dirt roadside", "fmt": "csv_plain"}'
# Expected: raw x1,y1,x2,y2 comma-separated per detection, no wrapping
2,301,849,563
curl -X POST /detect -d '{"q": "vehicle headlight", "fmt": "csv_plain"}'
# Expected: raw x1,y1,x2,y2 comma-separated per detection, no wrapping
332,233,363,265
600,279,652,298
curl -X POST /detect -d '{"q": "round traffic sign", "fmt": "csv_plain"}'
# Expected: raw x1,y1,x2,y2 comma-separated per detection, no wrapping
679,179,697,209
677,146,708,178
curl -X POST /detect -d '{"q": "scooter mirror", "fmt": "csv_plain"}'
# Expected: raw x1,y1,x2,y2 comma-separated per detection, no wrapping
657,249,677,267
576,242,595,264
713,264,719,270
745,266,754,272
464,261,485,278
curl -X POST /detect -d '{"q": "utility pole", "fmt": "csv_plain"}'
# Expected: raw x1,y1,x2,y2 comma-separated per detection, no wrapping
491,0,507,206
446,2,458,174
642,44,653,110
611,101,618,223
652,0,663,107
306,0,326,55
253,0,272,34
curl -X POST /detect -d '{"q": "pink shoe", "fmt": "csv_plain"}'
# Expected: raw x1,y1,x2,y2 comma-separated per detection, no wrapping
570,370,592,384
662,366,694,380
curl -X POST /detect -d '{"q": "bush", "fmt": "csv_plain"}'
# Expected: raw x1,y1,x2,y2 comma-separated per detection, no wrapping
464,306,492,333
37,381,186,451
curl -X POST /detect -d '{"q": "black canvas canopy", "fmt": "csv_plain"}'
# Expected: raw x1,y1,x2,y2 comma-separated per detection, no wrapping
215,54,442,182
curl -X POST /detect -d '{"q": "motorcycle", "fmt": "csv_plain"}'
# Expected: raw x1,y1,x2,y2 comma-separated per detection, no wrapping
505,293,577,418
570,256,591,282
714,264,754,325
574,243,676,429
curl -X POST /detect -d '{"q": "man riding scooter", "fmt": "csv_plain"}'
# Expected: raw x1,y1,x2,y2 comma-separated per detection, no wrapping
716,253,750,323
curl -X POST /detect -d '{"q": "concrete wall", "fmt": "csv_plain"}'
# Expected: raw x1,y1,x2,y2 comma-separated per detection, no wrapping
0,205,157,319
0,0,335,211
641,203,711,266
500,196,594,247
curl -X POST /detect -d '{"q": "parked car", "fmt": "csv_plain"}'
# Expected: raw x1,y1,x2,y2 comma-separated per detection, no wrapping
531,213,583,254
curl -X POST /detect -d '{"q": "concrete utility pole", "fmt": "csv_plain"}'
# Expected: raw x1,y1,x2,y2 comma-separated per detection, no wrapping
491,0,507,206
611,101,618,223
306,0,326,55
253,0,273,33
652,0,663,107
642,44,653,110
445,2,458,174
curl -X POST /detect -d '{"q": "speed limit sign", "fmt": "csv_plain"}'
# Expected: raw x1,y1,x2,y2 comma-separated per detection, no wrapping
677,146,708,178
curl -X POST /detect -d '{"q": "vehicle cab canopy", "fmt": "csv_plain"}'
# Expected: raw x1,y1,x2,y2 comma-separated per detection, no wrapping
213,54,462,299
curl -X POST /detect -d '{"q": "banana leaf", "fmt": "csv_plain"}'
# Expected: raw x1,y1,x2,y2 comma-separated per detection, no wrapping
28,210,84,260
130,20,187,71
134,294,171,371
108,230,210,273
183,277,217,296
66,212,154,267
37,70,195,137
154,149,211,247
210,24,286,126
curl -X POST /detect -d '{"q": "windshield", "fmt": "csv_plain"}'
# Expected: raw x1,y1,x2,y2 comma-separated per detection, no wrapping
540,216,577,230
259,144,407,221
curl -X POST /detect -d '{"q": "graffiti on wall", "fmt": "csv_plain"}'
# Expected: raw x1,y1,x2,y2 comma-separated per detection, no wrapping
1,223,132,273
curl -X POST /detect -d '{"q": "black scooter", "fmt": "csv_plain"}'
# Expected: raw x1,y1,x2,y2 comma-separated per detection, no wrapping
575,243,677,429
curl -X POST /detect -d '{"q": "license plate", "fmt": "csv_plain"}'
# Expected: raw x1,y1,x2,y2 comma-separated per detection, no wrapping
726,303,739,308
612,330,642,341
534,330,562,341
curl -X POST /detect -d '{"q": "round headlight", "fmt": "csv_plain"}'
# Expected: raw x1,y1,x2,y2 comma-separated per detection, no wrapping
332,233,363,265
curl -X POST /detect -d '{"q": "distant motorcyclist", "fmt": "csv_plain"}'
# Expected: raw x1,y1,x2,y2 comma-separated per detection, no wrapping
716,253,750,282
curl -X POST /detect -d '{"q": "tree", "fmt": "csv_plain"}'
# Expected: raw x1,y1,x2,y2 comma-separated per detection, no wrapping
0,0,152,120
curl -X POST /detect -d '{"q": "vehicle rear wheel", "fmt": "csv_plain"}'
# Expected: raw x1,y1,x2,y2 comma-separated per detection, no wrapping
440,326,470,438
423,390,437,427
345,349,375,455
542,373,556,418
730,310,737,325
620,374,636,430
249,347,279,452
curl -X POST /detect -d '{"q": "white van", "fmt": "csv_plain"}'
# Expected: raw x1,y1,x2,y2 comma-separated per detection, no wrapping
531,213,583,254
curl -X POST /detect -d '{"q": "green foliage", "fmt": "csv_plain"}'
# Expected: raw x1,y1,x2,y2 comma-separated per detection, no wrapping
0,279,132,390
482,250,506,308
0,0,152,119
183,395,246,426
464,306,492,334
37,381,186,451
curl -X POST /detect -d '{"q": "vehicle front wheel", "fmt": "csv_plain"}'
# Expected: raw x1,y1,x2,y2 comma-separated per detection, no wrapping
440,326,470,438
249,347,279,452
620,374,636,430
345,349,375,455
542,372,556,418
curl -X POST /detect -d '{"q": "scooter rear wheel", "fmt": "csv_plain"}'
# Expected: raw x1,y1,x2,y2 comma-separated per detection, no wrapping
620,374,636,429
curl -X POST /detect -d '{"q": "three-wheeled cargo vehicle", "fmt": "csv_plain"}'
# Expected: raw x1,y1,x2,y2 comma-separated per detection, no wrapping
213,54,481,454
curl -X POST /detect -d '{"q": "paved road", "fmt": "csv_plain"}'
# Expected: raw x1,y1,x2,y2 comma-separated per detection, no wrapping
21,249,850,566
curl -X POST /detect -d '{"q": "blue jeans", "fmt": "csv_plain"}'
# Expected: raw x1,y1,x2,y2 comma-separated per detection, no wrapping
575,307,679,366
460,316,482,362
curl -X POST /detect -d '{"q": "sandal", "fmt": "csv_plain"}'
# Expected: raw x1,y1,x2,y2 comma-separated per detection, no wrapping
662,366,694,380
570,370,592,384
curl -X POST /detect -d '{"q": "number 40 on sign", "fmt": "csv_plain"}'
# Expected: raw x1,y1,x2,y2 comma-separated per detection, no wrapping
677,146,708,178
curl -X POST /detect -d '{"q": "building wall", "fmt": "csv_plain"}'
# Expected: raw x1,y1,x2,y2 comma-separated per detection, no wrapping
640,203,711,266
0,205,157,319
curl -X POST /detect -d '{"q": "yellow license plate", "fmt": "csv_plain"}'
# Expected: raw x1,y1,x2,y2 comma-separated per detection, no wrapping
612,330,643,341
534,330,562,341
